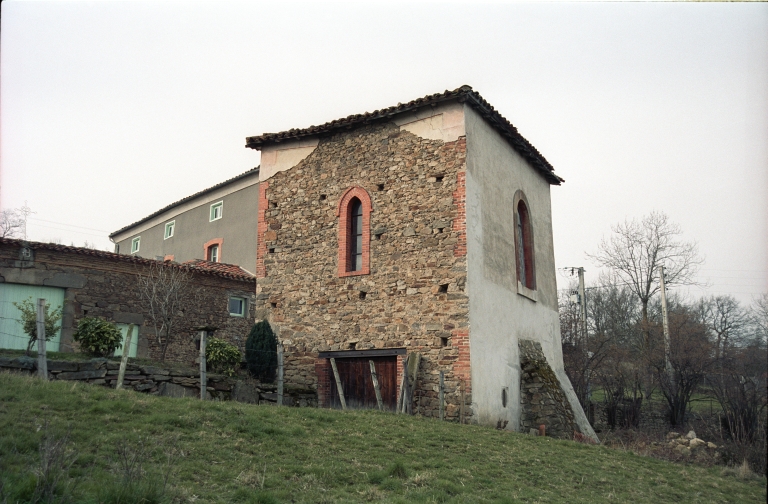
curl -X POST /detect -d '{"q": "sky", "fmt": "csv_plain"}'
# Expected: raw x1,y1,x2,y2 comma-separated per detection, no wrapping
2,0,767,307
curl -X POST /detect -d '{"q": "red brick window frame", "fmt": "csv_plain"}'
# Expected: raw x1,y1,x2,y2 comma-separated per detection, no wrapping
513,191,536,291
336,186,372,277
203,238,223,263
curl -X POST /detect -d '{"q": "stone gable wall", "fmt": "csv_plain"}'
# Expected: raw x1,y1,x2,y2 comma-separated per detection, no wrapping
255,122,471,420
0,244,256,366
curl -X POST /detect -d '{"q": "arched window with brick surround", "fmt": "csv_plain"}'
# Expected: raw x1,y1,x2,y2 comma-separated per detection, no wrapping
337,186,372,277
203,238,223,263
514,192,535,291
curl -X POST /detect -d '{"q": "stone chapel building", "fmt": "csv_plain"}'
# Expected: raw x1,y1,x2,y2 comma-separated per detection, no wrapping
245,85,596,440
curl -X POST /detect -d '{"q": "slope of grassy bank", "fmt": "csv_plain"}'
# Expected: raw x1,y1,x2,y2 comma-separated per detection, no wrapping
0,372,765,503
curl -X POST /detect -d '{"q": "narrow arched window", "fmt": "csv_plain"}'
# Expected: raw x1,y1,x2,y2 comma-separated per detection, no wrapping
348,198,363,271
515,198,535,290
337,186,372,277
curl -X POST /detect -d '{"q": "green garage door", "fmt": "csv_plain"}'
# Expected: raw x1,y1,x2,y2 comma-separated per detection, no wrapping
0,283,65,352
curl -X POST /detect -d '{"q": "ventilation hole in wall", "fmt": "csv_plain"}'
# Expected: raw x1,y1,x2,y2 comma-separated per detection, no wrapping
83,309,88,316
359,291,367,300
269,201,277,209
438,283,449,293
377,183,385,191
502,387,509,408
437,228,445,234
435,174,444,183
374,232,384,240
270,302,277,309
268,247,275,254
348,342,357,350
320,194,327,201
440,337,449,347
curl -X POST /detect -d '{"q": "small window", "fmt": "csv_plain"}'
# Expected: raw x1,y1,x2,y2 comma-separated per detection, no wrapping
229,297,246,317
164,221,175,239
131,237,140,254
207,244,219,263
210,201,223,222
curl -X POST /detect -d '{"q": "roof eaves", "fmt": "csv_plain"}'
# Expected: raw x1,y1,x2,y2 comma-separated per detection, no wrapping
245,86,564,185
109,167,260,239
1,238,256,283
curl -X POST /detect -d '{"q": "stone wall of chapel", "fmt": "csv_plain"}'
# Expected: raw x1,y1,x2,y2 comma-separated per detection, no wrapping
255,122,471,420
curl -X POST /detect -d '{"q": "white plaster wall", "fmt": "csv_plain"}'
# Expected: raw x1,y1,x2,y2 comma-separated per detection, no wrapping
393,101,465,143
464,105,596,440
259,137,319,182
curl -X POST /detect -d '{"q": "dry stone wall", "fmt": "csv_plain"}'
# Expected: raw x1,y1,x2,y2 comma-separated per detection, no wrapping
519,340,579,439
256,122,471,420
0,355,316,406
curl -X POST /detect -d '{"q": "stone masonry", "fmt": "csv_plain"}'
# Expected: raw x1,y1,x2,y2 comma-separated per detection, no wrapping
519,340,579,439
255,122,471,420
0,239,256,366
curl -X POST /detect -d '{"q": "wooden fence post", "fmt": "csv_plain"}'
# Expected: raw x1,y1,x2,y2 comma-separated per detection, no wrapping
369,360,383,411
329,358,346,410
277,343,284,406
115,324,134,390
396,354,409,414
36,298,47,379
439,371,444,421
199,330,207,400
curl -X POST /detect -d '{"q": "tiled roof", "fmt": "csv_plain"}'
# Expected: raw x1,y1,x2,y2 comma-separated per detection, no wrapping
109,167,260,239
245,85,564,185
1,238,256,283
181,259,255,278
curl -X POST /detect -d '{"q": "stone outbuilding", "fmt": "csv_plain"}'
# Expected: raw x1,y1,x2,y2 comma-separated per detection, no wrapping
243,85,597,440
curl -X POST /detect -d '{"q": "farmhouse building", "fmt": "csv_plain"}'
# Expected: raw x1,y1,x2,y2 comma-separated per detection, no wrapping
245,86,595,439
108,86,595,439
109,168,260,273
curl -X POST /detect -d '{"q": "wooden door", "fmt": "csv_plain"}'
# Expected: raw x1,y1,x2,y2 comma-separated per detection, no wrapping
328,356,398,411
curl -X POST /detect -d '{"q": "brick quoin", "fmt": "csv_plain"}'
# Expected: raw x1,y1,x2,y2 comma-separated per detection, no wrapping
336,186,372,277
451,328,471,394
256,181,269,278
452,167,467,258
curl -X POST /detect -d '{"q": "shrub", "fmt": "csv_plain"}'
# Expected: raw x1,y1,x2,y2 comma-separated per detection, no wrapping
206,337,242,377
245,321,277,382
12,297,62,355
73,317,123,357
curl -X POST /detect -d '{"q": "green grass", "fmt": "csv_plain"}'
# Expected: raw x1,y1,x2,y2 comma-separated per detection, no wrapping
0,373,765,503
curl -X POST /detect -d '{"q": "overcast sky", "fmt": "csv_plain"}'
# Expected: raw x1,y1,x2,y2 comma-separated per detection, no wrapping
2,0,766,306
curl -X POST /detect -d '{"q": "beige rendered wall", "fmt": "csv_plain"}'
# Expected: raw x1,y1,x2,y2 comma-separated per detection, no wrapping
114,177,260,273
464,105,596,439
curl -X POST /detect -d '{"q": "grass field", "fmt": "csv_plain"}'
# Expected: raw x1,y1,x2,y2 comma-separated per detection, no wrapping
1,372,765,503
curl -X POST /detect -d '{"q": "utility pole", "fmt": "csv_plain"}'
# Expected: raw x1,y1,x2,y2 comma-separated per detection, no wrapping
659,265,675,391
577,267,587,350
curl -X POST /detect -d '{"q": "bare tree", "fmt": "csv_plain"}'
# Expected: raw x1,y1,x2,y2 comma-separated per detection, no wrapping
136,262,197,361
749,293,768,347
1,209,24,238
699,295,749,363
587,211,703,396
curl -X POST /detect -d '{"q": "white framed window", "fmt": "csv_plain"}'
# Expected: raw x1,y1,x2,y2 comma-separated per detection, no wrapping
164,221,175,239
229,296,246,317
210,201,223,222
207,244,219,263
131,237,140,254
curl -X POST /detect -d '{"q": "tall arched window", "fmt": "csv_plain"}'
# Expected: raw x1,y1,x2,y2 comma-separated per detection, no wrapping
514,196,535,291
348,198,363,271
337,186,372,277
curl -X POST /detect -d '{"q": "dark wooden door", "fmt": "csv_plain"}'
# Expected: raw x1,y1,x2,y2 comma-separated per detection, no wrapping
328,356,398,411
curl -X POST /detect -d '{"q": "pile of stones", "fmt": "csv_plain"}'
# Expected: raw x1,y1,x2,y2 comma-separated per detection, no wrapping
667,430,718,457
